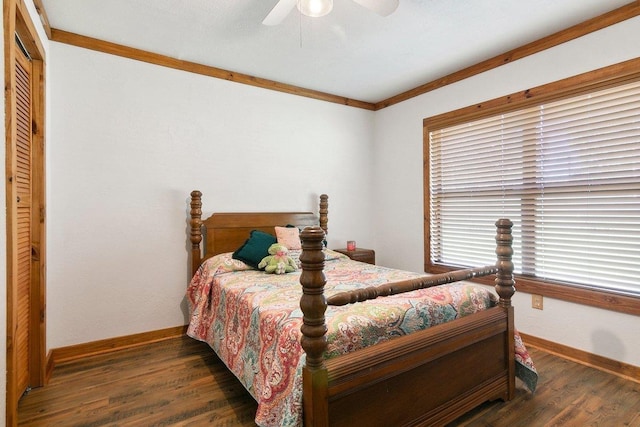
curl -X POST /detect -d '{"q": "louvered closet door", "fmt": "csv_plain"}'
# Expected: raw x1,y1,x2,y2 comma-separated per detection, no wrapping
15,41,33,397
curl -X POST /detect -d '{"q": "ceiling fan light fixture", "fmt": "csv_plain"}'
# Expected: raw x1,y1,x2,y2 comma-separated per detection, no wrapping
297,0,333,17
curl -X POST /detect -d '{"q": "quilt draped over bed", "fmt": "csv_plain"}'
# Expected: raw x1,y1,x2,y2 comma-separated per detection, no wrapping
187,251,537,427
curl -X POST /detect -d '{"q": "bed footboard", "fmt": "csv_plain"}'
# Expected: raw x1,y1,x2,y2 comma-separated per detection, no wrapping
299,219,516,426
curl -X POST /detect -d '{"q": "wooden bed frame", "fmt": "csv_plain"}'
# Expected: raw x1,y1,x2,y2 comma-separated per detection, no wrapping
189,190,515,426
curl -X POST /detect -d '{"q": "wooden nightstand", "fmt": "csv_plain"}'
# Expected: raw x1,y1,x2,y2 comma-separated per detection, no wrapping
334,248,375,265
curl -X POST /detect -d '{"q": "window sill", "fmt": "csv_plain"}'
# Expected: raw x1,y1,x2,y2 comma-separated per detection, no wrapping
426,264,640,317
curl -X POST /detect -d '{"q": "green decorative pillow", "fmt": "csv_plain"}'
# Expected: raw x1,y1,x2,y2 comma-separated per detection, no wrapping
232,230,277,269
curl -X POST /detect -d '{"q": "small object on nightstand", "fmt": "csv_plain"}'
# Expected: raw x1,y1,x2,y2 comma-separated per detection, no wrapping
334,247,375,265
347,240,356,251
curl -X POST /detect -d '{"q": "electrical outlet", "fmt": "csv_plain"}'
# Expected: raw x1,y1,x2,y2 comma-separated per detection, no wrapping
532,294,544,310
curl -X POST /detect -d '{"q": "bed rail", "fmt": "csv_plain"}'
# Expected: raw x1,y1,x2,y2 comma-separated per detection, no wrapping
326,265,498,306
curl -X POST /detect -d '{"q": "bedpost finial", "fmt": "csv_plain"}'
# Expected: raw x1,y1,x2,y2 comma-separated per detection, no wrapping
319,194,328,236
190,191,203,277
190,191,203,244
495,218,515,307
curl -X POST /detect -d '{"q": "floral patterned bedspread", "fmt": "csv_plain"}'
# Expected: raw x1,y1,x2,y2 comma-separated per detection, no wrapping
187,250,537,427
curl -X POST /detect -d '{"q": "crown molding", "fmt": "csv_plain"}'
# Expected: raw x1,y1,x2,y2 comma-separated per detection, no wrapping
37,1,640,110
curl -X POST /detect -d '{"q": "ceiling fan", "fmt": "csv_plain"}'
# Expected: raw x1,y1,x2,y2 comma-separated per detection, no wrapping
263,0,399,26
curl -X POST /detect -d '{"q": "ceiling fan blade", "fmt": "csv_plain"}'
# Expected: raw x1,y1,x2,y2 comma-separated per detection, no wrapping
352,0,399,16
262,0,298,25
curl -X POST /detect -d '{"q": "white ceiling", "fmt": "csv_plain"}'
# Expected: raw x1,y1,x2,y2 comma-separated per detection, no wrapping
41,0,632,104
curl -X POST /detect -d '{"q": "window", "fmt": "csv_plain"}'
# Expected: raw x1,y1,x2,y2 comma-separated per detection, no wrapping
424,63,640,314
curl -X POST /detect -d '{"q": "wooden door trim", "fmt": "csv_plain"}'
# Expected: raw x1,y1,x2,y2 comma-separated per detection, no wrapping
29,53,46,389
4,1,46,425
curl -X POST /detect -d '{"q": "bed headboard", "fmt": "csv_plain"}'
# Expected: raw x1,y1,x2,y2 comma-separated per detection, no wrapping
189,191,328,277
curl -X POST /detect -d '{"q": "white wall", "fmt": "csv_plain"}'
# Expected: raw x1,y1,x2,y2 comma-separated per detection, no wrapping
47,43,375,349
373,17,640,366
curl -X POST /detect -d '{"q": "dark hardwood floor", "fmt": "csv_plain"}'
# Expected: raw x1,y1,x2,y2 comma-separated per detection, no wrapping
18,335,640,426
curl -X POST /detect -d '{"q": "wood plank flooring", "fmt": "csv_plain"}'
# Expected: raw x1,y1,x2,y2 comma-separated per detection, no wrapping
18,335,640,426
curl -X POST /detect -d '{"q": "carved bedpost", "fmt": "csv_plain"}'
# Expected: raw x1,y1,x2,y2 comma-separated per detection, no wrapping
494,218,515,307
299,226,328,369
300,226,329,426
495,218,517,401
190,190,203,277
319,194,328,237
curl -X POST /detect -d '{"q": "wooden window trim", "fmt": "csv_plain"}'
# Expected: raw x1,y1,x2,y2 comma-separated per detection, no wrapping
423,57,640,317
428,264,640,317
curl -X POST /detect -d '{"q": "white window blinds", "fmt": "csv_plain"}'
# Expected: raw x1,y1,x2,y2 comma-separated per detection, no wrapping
429,79,640,297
